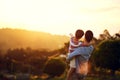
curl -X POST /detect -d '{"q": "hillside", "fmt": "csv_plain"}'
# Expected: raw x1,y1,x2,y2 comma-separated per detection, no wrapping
0,28,69,52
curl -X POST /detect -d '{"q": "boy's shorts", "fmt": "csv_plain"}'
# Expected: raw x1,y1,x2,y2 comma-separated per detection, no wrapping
67,53,76,68
70,58,76,68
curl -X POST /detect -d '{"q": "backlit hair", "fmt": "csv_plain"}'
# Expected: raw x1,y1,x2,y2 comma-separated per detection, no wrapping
75,29,84,39
85,30,93,42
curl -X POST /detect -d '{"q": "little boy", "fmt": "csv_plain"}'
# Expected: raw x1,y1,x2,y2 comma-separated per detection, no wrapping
66,29,84,80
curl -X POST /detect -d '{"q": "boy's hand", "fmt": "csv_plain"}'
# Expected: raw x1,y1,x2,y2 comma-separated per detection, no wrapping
69,33,74,37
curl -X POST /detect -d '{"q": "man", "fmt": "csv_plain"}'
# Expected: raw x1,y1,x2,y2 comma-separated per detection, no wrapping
66,30,94,80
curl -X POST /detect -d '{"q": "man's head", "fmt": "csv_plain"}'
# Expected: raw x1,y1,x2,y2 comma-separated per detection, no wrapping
75,29,84,39
85,30,93,43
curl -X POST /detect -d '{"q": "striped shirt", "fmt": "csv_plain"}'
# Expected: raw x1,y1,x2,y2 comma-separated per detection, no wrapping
69,37,82,53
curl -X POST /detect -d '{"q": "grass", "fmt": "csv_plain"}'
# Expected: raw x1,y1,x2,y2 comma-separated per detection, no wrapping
1,71,120,80
48,76,120,80
30,74,120,80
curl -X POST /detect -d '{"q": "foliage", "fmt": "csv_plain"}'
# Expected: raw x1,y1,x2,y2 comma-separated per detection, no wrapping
0,48,54,74
91,40,120,74
43,57,66,77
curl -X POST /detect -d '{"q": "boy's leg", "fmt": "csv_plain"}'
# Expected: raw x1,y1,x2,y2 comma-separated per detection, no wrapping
66,67,76,80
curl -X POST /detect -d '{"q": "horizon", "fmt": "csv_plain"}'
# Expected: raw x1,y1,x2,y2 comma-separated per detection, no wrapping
0,0,120,38
0,27,118,38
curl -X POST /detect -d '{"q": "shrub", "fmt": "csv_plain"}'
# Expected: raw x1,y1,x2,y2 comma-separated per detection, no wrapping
91,40,120,75
43,57,66,77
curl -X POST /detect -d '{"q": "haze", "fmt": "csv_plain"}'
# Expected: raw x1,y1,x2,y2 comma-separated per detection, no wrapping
0,0,120,37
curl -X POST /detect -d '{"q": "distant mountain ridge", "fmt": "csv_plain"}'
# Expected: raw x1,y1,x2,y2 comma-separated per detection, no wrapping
0,28,69,51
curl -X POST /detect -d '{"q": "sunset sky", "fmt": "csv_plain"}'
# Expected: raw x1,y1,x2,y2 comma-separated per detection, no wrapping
0,0,120,38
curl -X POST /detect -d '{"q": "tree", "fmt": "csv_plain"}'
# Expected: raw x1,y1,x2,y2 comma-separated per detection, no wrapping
28,57,47,74
98,29,112,40
91,40,120,75
5,48,27,61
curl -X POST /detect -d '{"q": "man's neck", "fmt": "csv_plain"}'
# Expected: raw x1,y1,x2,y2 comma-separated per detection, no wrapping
82,41,91,46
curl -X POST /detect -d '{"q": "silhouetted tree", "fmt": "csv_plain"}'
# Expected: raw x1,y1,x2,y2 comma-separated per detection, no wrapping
98,29,112,40
0,52,4,71
5,48,27,61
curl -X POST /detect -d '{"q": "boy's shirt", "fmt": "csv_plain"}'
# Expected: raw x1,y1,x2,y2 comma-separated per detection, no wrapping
69,37,82,53
68,37,82,68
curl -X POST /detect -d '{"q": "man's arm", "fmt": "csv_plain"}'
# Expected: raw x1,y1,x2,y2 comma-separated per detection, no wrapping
66,47,85,60
67,46,94,61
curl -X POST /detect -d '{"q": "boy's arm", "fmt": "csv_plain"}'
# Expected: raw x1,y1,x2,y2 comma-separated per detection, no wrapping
79,42,92,47
79,44,89,47
69,33,74,37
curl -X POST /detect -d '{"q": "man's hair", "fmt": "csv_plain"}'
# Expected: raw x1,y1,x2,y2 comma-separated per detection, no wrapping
85,30,93,42
75,29,84,39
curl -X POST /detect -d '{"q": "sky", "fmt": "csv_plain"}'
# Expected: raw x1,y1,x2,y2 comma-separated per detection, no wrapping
0,0,120,38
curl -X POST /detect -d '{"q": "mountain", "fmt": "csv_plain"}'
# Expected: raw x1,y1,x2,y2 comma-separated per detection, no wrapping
0,28,69,52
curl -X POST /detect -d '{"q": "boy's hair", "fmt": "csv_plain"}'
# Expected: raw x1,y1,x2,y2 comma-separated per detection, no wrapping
75,29,84,39
85,30,93,42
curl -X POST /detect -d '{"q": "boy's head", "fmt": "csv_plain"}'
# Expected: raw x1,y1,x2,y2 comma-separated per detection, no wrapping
85,30,93,42
75,29,84,39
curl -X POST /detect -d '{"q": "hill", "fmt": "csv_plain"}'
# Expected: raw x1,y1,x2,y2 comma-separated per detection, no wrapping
0,28,69,52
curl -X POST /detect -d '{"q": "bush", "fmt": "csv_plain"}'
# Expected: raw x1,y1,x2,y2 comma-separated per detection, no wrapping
91,40,120,75
43,57,66,77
